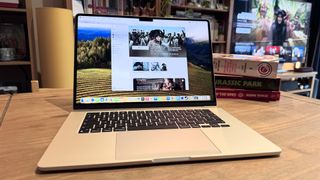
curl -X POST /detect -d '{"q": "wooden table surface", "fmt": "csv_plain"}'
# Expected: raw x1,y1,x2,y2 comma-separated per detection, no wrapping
0,94,10,126
1,89,320,180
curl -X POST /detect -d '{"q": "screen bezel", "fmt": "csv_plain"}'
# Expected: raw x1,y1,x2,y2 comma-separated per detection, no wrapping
73,14,217,110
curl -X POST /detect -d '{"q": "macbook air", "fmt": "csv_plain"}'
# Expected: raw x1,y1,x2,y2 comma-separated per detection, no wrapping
38,15,281,171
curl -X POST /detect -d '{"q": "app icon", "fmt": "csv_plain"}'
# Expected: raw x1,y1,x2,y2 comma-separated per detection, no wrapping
166,96,171,101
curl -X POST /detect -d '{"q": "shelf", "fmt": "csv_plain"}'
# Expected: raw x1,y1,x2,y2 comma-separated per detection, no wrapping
286,89,311,94
0,7,26,13
277,71,317,80
171,5,229,13
212,41,226,44
0,61,31,66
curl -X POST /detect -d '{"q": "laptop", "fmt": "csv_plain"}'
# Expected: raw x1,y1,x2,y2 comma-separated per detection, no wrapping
37,15,281,171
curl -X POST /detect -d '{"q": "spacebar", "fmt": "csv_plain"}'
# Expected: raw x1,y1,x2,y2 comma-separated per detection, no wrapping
127,124,178,131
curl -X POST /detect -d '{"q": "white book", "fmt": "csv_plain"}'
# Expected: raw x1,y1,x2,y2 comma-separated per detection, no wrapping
0,0,19,4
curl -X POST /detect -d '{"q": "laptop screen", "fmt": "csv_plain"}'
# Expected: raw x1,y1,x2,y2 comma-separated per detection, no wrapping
74,15,215,108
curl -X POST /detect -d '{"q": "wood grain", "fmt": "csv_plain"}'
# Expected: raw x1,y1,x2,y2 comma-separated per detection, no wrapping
0,95,10,124
0,89,320,179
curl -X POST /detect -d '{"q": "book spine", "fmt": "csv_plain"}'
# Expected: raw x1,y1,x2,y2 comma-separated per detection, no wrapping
216,88,280,101
215,75,280,91
0,2,19,8
213,58,278,78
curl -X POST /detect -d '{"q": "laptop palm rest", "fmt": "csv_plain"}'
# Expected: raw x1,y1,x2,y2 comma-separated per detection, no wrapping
116,129,220,161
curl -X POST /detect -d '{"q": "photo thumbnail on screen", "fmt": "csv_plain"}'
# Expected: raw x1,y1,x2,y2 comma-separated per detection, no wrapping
133,78,186,91
151,62,167,71
129,26,187,57
133,62,149,71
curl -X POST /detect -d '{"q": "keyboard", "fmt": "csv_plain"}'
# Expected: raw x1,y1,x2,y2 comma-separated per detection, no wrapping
79,109,230,133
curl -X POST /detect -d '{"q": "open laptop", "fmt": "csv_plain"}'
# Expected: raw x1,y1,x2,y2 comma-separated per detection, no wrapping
38,15,281,171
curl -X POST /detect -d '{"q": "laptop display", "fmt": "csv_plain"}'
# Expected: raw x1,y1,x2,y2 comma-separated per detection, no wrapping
74,15,215,107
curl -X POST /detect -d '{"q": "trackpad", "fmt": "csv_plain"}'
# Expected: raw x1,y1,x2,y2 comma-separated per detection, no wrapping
116,129,220,160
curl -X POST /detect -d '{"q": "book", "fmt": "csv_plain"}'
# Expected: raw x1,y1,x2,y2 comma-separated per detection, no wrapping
0,0,19,8
213,54,279,78
72,0,84,16
215,74,280,91
216,88,280,101
92,0,108,14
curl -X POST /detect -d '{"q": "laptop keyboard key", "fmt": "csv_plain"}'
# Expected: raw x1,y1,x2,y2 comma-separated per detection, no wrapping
199,124,211,128
178,124,191,128
114,126,126,131
127,126,154,131
91,128,101,133
210,124,220,128
220,124,230,127
190,124,200,128
79,128,90,133
102,127,113,132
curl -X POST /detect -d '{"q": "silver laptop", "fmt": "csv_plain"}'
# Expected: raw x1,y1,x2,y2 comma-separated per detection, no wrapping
38,15,281,171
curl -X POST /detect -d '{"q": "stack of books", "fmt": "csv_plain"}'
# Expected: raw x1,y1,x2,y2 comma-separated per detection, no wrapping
213,54,281,101
0,0,19,8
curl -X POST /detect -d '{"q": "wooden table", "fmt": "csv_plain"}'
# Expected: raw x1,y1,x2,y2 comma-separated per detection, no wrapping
1,89,320,179
0,94,11,126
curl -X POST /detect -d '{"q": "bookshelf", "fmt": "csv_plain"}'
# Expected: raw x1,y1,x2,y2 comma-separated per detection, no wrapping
0,60,31,66
0,7,26,12
0,1,37,92
64,0,234,53
170,4,229,13
278,71,317,98
65,0,159,16
170,0,234,53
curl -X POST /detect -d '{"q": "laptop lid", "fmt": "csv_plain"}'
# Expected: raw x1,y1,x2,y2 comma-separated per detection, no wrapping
74,14,216,109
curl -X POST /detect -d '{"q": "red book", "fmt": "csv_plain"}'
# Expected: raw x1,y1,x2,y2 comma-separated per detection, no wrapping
0,2,19,8
216,88,280,102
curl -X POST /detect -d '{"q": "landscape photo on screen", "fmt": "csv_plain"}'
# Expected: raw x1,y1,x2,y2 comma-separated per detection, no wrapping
76,17,112,102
